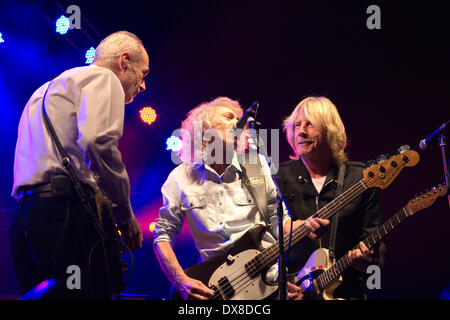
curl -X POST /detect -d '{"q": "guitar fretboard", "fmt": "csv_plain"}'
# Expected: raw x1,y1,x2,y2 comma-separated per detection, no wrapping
315,206,410,290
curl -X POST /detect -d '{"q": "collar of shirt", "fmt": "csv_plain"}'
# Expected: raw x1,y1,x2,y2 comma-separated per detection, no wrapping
194,152,243,183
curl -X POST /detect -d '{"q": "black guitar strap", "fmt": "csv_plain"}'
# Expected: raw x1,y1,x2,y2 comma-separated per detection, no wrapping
41,83,107,238
239,153,272,228
328,163,346,260
41,82,124,293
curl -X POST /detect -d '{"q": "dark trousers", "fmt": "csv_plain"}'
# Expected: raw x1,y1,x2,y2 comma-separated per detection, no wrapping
9,191,123,299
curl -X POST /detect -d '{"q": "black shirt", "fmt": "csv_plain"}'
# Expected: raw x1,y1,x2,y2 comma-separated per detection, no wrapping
276,158,386,299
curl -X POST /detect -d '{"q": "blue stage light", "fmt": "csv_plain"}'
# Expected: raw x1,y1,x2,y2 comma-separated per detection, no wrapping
166,136,182,152
85,47,95,64
55,15,70,35
0,32,4,44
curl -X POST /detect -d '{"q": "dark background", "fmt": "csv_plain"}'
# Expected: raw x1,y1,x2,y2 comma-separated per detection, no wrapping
0,0,449,300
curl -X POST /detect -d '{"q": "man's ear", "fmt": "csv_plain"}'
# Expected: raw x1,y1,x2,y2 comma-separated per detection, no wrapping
118,52,131,71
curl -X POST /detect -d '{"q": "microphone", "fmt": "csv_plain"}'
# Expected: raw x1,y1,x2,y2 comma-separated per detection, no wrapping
235,101,259,130
419,121,450,151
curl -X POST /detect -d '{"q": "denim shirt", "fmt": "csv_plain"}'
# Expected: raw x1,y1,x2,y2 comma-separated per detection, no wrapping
154,153,289,261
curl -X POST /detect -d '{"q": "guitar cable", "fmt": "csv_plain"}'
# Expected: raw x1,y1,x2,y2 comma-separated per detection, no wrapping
88,235,135,289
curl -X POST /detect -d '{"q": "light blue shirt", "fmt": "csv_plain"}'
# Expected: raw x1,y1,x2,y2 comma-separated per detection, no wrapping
154,153,289,261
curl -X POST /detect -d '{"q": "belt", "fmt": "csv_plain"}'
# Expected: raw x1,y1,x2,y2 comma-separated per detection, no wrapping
17,183,54,202
16,174,77,203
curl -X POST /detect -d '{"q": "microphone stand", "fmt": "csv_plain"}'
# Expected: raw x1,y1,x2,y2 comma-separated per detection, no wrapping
438,133,450,207
247,115,289,300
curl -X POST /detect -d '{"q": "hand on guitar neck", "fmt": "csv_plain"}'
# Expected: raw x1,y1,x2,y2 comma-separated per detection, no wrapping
347,241,381,272
287,217,330,240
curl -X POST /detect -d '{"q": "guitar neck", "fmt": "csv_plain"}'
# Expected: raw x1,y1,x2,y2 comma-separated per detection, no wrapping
315,206,411,290
245,179,369,276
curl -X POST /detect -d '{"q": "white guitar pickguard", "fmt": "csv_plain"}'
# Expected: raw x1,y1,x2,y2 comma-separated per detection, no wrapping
208,249,278,300
295,248,344,300
296,248,330,291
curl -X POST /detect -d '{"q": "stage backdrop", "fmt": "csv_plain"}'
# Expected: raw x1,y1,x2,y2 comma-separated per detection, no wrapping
0,0,448,299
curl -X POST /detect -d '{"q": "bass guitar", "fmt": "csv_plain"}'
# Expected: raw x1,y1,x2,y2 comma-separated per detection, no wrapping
171,147,420,300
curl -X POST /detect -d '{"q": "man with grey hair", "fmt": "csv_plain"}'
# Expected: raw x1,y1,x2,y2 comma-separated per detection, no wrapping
10,31,148,299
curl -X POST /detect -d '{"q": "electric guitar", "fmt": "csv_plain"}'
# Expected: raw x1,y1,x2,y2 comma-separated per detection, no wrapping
171,147,420,300
293,184,448,300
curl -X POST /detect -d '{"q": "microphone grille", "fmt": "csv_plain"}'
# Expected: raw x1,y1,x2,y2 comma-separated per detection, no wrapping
419,139,428,151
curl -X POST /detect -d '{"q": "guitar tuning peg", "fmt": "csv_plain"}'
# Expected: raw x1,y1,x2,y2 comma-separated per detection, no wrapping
376,155,387,163
365,160,377,168
397,145,410,153
386,150,398,159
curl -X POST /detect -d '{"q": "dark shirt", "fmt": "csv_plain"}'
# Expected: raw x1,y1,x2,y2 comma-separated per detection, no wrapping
276,158,386,299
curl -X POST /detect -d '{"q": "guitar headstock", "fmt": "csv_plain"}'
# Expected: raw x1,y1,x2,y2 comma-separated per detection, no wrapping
363,145,420,190
405,184,449,215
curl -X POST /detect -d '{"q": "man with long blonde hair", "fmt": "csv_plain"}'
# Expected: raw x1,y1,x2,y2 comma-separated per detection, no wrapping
277,96,385,300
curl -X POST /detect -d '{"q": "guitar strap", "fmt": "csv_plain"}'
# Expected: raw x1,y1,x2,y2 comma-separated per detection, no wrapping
41,82,123,293
328,163,346,260
239,153,272,228
41,83,106,237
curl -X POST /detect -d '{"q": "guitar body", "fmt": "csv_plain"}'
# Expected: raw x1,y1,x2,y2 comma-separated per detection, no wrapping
295,248,344,300
294,184,449,301
169,149,422,300
171,225,278,300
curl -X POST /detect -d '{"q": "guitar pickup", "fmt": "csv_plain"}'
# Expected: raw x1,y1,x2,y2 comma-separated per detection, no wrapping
218,276,235,299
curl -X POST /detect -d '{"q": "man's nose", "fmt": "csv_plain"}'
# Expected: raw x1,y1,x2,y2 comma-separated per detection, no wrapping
139,80,146,92
299,123,308,135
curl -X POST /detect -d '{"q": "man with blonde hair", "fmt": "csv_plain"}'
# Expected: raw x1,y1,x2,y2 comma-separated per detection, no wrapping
10,31,148,299
276,96,385,300
153,96,328,300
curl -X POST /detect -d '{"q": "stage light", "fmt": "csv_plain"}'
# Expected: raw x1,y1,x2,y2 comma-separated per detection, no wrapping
166,136,182,152
139,106,157,125
149,222,156,232
55,15,70,35
0,32,4,44
85,47,95,64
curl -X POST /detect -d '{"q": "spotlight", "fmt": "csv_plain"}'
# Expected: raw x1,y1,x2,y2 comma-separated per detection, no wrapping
166,136,182,152
85,47,95,64
55,15,70,35
0,32,4,44
139,106,157,125
148,222,156,232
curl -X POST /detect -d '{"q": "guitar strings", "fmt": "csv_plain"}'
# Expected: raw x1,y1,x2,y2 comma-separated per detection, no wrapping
211,159,405,299
214,180,366,299
223,182,367,299
316,206,410,289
